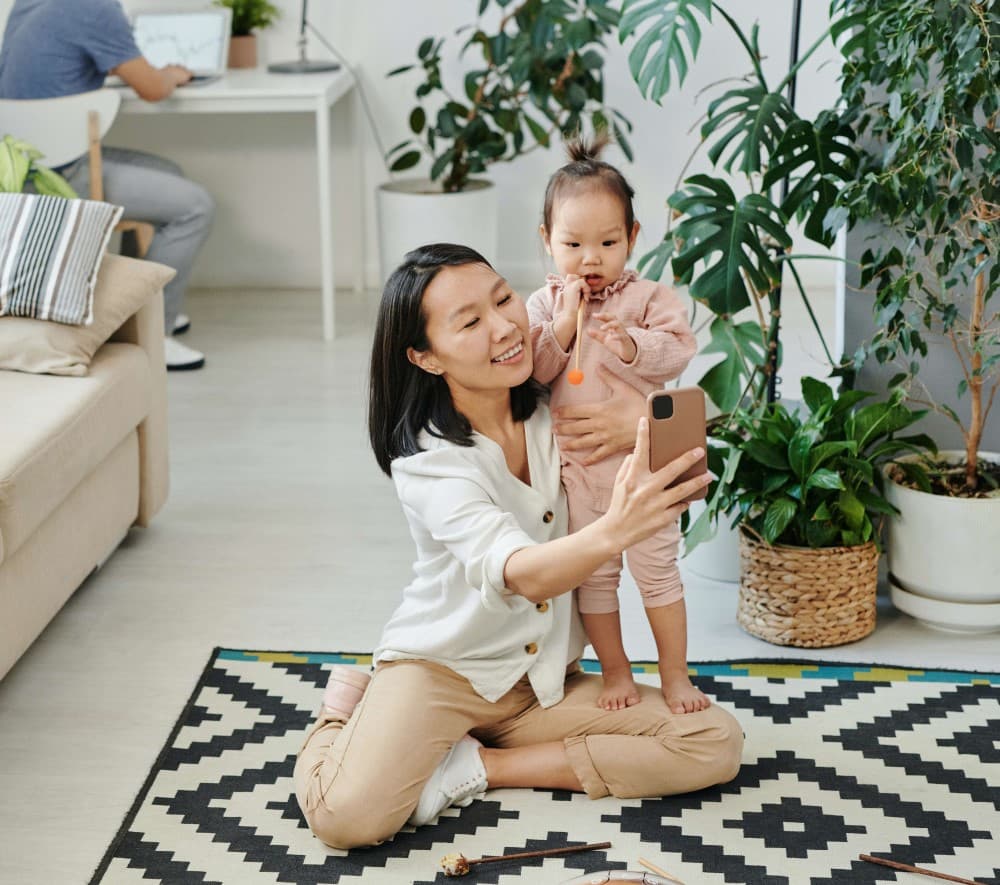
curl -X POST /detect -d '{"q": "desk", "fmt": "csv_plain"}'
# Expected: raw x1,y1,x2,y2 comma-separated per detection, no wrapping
118,68,362,340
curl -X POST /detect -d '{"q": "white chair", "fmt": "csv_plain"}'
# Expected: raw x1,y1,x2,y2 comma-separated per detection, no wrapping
0,88,154,255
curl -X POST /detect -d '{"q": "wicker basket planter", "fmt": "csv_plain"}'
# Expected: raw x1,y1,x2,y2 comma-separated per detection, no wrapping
737,530,879,647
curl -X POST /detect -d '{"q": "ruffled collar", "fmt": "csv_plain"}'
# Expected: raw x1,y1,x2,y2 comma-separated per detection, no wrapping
545,269,639,302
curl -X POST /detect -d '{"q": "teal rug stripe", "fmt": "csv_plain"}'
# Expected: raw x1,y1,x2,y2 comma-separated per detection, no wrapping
215,649,1000,684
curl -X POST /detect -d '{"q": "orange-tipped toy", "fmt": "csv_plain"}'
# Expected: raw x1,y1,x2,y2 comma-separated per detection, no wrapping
567,301,585,385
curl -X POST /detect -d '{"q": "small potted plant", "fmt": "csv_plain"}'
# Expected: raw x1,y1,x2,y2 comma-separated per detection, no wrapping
377,0,629,282
0,135,76,197
834,0,1000,630
214,0,280,69
712,378,932,647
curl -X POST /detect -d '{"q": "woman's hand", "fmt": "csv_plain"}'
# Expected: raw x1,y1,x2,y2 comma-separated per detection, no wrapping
601,417,710,551
551,366,645,465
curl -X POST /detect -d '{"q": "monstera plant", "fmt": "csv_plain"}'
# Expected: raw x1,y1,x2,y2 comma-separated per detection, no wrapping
617,0,858,550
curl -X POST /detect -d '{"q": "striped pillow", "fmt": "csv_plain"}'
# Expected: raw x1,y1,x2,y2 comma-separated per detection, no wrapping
0,193,123,326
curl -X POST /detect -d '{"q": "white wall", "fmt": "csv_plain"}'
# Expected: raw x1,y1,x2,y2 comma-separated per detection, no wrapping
0,1,841,291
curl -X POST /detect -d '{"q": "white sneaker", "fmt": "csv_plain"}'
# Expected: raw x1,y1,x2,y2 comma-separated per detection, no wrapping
408,735,488,826
173,313,191,335
165,336,205,371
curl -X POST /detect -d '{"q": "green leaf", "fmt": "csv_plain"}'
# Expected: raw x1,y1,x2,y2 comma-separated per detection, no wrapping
389,150,421,172
805,469,844,491
409,107,426,134
524,114,550,147
763,498,796,544
703,84,797,176
619,0,712,102
670,176,791,314
696,318,766,412
837,488,865,531
800,377,834,415
743,438,789,470
30,165,76,199
763,115,856,245
418,37,434,60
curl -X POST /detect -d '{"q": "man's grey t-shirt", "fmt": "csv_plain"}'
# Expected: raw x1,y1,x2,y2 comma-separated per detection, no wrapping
0,0,140,98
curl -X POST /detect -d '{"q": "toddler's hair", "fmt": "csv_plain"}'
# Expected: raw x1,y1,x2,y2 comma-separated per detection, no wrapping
542,131,636,234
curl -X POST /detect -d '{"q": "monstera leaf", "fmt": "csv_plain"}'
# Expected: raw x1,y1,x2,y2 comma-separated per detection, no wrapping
619,0,712,102
704,83,797,175
764,112,856,245
697,317,768,412
670,174,792,314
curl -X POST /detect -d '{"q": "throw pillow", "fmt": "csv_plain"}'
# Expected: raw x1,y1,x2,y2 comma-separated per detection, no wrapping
0,192,123,325
0,253,175,376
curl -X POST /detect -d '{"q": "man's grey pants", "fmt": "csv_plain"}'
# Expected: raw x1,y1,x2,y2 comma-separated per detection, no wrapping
63,147,215,333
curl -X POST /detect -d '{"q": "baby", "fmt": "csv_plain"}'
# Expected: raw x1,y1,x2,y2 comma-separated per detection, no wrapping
527,134,709,714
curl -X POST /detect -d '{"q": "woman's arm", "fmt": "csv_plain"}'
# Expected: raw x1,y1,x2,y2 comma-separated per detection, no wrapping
503,418,708,603
551,366,646,465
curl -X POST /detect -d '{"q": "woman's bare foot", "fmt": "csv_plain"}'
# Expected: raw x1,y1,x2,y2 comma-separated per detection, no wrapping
597,666,641,710
661,671,711,714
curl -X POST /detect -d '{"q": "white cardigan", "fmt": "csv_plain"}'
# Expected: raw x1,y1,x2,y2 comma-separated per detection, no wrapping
375,405,586,707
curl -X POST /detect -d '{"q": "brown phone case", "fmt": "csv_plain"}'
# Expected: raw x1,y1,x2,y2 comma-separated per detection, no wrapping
647,387,708,502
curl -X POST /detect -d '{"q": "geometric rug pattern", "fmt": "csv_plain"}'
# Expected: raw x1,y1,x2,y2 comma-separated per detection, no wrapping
90,650,1000,884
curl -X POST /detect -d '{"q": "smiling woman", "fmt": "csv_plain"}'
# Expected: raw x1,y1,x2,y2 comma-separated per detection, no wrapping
292,242,742,852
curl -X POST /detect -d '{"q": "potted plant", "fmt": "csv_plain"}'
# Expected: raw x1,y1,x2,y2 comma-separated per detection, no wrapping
377,0,629,282
834,0,1000,631
712,378,932,646
616,1,858,579
0,135,76,197
213,0,280,68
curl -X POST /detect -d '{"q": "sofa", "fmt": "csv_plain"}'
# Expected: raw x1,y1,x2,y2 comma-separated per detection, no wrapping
0,254,171,680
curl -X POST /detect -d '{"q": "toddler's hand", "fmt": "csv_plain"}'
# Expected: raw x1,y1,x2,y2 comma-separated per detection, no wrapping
589,311,637,363
553,274,590,349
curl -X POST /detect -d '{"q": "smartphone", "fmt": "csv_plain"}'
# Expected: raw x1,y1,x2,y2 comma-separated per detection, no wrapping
647,387,709,502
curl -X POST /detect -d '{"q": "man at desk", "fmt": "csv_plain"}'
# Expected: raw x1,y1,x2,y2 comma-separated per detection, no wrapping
0,0,213,370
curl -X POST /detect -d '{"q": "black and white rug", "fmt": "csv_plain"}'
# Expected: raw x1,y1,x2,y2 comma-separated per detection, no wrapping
91,651,1000,884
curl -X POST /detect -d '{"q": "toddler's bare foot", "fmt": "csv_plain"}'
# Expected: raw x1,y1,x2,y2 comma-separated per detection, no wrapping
661,671,711,714
597,667,641,710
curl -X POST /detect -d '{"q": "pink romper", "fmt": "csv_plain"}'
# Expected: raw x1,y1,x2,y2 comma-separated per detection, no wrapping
527,270,697,614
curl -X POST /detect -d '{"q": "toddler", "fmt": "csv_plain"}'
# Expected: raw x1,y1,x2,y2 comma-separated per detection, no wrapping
527,134,709,714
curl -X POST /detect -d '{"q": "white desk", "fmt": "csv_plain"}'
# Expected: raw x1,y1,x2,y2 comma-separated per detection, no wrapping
118,68,362,340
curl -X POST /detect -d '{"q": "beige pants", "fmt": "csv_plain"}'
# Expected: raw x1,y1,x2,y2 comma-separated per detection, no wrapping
294,659,743,849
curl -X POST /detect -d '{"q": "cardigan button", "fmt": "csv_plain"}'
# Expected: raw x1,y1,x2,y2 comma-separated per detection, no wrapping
525,642,538,655
542,510,554,523
535,601,549,613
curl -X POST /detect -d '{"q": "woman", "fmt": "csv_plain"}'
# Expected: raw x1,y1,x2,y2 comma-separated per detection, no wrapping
294,244,743,849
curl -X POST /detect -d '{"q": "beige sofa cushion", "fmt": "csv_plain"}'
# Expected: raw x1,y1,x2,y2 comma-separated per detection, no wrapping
0,342,151,564
0,253,175,376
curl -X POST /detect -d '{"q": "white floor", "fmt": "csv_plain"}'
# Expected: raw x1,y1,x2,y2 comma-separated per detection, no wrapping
0,285,995,885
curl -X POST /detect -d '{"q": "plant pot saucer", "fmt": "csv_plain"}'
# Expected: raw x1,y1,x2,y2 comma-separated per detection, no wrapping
889,576,1000,634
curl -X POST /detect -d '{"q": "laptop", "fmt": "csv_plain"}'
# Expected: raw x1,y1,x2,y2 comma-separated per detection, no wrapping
129,8,232,81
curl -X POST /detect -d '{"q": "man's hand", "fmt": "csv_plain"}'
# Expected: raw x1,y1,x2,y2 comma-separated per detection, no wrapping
589,311,637,363
163,64,195,87
551,365,646,465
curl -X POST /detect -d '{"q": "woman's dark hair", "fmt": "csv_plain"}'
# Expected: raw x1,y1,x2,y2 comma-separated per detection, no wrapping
368,243,544,476
542,132,636,234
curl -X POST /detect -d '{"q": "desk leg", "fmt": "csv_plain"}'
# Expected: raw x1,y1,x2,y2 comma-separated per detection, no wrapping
317,97,335,340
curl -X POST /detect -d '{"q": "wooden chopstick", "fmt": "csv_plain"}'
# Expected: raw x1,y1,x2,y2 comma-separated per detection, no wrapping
860,854,984,884
638,856,687,884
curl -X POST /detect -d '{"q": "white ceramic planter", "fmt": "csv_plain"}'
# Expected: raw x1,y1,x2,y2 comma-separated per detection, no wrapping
375,178,499,286
681,500,741,584
886,450,1000,632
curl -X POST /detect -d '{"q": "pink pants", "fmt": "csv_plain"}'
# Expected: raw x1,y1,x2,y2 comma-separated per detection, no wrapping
294,659,743,849
568,495,684,614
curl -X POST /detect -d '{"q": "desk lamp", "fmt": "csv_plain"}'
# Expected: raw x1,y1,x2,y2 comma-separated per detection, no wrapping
268,0,339,73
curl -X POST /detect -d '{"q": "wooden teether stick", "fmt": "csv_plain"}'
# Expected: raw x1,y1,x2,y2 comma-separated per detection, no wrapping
567,299,585,385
